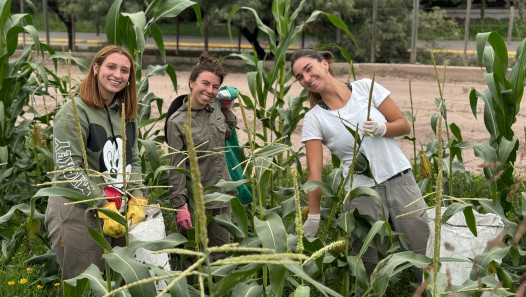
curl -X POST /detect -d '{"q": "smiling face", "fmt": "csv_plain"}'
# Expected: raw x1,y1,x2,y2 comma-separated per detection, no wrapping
292,56,330,92
189,71,221,109
93,52,131,105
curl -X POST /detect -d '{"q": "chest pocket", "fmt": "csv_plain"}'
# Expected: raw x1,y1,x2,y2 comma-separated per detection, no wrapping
215,115,227,134
191,112,226,149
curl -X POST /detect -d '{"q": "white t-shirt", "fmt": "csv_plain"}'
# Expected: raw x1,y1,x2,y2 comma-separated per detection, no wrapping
301,78,411,189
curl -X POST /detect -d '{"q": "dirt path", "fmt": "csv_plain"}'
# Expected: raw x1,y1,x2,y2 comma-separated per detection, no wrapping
146,62,526,175
37,61,526,175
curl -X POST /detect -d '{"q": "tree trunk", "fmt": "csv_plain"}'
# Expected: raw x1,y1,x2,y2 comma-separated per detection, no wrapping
239,26,269,60
66,18,74,51
47,0,74,50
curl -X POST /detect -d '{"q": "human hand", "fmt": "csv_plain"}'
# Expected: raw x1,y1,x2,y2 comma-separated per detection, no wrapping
217,86,239,108
127,197,148,226
98,202,126,238
104,187,123,210
302,213,320,238
176,204,193,230
363,120,386,137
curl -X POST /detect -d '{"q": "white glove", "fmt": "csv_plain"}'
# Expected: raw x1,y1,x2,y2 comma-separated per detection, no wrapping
363,120,386,137
303,214,321,238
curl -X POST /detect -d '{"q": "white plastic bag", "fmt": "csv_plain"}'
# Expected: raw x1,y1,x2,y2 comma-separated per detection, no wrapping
426,207,504,286
128,204,170,292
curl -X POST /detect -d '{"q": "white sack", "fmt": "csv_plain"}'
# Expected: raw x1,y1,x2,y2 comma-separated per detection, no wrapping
128,204,170,292
426,207,504,287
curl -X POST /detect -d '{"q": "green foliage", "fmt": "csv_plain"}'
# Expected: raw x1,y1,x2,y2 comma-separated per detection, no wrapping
418,7,461,41
464,32,526,216
3,0,525,294
0,0,61,271
306,0,412,63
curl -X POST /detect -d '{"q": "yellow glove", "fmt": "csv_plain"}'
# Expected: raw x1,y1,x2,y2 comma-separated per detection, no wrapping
98,202,126,238
127,197,148,226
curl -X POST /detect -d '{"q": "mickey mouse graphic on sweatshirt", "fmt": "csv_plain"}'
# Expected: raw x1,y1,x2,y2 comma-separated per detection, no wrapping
52,96,144,208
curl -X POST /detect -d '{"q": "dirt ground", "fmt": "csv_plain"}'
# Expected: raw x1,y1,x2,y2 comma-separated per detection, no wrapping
41,60,526,175
145,61,526,175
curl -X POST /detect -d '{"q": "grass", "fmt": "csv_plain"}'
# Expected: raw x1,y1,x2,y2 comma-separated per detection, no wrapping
0,242,61,296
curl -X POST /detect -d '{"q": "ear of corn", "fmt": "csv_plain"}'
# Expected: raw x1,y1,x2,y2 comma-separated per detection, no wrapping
419,151,432,178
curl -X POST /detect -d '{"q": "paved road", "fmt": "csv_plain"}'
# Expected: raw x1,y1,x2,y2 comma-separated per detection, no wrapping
21,31,523,55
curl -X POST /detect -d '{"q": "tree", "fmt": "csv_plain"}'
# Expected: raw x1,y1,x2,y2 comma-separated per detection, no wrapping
227,0,274,59
46,0,145,50
301,0,413,63
194,0,274,59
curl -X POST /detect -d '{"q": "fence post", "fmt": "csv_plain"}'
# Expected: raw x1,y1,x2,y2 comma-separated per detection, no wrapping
463,0,472,62
20,0,25,47
238,30,241,53
410,0,419,64
371,0,377,63
43,0,49,44
507,6,515,46
176,17,180,55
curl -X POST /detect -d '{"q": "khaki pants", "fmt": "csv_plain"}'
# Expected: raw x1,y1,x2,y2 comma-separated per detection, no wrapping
44,196,125,285
344,170,429,276
176,205,231,271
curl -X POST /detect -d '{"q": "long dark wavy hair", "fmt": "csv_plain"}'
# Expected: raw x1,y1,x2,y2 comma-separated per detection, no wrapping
290,49,334,108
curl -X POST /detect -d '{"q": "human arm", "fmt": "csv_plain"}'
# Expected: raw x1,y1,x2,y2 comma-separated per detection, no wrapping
167,118,189,209
53,108,106,206
124,121,148,225
365,96,410,138
128,121,145,198
218,87,238,140
303,139,323,238
305,139,323,214
167,119,194,229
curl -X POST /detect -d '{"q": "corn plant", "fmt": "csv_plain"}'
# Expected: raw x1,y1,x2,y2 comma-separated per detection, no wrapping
0,0,64,269
458,32,526,225
105,0,201,198
420,47,525,297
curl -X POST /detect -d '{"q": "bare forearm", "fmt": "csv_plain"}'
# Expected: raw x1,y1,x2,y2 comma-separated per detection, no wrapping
307,187,322,214
384,118,410,137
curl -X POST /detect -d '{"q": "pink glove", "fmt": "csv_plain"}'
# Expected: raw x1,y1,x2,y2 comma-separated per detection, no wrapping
176,204,193,229
104,187,122,210
220,100,234,108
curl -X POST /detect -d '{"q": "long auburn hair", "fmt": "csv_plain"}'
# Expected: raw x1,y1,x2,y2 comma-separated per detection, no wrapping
290,49,334,108
77,45,137,121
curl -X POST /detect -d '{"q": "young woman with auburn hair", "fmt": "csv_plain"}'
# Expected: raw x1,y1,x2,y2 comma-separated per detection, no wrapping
45,45,147,286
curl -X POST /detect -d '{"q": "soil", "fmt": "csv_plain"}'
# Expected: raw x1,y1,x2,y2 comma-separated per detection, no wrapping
35,59,526,175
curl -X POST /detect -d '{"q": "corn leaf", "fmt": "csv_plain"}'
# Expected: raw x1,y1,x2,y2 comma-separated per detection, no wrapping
63,264,114,297
371,251,431,295
86,225,112,251
215,213,245,238
283,263,343,297
347,255,367,290
231,198,249,237
103,246,157,296
254,212,287,296
129,232,187,253
105,0,123,45
0,203,44,223
212,264,262,296
469,246,511,280
231,282,263,297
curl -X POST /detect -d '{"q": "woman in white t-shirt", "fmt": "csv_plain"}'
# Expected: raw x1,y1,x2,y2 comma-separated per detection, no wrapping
291,49,429,276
